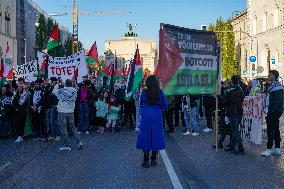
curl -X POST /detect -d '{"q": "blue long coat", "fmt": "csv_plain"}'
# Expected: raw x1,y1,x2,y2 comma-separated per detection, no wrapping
136,90,168,150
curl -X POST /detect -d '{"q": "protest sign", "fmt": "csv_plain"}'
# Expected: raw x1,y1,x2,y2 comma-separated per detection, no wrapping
159,24,218,95
13,60,38,82
48,50,87,82
240,95,266,145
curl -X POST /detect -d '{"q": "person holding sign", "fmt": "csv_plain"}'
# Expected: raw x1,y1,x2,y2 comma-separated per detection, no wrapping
136,75,168,168
262,70,284,157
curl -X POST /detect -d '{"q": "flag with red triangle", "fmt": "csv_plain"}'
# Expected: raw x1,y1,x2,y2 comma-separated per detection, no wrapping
37,51,48,75
3,42,13,79
44,25,59,53
86,41,99,64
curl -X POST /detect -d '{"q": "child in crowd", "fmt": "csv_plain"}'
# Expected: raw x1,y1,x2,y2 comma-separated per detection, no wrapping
106,96,121,132
182,95,200,136
95,90,109,133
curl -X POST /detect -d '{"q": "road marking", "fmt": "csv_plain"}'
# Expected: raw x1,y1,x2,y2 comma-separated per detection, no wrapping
160,150,183,189
0,162,12,171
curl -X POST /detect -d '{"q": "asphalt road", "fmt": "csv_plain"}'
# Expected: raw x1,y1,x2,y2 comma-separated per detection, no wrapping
1,119,284,189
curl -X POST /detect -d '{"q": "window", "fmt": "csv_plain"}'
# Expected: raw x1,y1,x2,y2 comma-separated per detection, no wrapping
252,17,257,35
5,7,11,35
263,13,267,32
274,7,279,27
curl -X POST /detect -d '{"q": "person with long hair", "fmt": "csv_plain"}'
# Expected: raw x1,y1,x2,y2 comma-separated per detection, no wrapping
136,75,168,168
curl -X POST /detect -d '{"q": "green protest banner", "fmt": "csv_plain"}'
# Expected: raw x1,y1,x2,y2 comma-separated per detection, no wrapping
159,24,218,95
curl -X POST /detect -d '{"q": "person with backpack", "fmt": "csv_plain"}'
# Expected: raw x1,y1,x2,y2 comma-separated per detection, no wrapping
224,75,245,155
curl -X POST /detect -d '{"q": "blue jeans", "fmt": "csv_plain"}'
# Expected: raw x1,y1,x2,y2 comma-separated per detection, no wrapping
183,107,200,133
229,115,243,150
78,102,89,132
46,108,60,137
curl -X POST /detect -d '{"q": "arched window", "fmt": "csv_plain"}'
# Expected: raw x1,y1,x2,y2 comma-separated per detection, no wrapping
252,17,257,35
274,7,279,27
263,12,267,32
5,7,11,35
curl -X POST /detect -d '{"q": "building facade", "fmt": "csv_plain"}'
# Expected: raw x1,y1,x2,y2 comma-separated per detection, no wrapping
0,0,17,66
233,0,284,80
16,0,72,65
232,11,250,79
105,34,157,74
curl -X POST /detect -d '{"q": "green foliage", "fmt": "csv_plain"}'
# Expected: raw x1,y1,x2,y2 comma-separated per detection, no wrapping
35,14,47,53
209,17,238,80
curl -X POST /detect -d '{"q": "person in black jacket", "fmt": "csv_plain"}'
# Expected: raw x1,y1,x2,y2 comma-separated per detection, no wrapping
224,75,245,155
262,70,284,157
203,95,215,133
44,77,60,141
13,84,30,143
30,79,45,140
0,85,13,137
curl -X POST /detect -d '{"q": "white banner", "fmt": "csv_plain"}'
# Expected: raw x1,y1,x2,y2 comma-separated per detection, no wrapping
240,95,266,145
13,60,38,82
48,50,87,83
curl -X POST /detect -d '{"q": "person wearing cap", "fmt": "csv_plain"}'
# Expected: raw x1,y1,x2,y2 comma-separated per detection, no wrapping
43,77,60,141
30,79,45,140
76,80,94,134
12,83,30,143
53,79,83,150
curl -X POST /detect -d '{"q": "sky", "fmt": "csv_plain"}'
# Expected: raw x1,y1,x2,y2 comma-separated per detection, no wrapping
33,0,247,55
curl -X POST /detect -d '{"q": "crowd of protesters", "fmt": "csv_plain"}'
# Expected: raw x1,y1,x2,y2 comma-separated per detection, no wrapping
0,71,283,159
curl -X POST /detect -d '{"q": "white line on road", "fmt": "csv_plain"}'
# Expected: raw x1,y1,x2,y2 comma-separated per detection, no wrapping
160,150,183,189
0,162,12,171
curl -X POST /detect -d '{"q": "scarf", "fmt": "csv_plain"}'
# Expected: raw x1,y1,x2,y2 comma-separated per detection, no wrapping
33,90,42,106
265,80,283,113
19,90,30,106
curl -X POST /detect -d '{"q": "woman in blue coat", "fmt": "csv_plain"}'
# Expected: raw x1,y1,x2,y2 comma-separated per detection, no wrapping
136,75,168,168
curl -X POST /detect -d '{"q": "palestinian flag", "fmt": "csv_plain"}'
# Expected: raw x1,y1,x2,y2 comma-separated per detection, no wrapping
44,25,59,53
37,51,48,75
125,45,143,100
86,41,98,64
3,42,13,79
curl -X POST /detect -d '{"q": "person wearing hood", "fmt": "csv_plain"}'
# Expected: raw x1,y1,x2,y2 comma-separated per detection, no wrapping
249,79,261,96
53,79,83,150
262,70,284,157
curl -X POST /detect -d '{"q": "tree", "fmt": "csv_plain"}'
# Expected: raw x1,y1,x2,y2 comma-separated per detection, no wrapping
35,14,47,54
209,17,238,79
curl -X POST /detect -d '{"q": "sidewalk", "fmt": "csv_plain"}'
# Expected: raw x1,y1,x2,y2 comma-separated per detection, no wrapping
165,118,284,189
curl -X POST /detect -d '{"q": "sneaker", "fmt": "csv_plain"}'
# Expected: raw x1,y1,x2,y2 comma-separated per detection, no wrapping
85,131,90,135
96,126,102,133
272,148,282,155
191,132,199,136
48,136,55,141
78,141,83,149
15,136,23,143
183,131,191,136
59,146,71,151
54,136,61,141
78,132,81,134
261,149,272,157
203,127,213,133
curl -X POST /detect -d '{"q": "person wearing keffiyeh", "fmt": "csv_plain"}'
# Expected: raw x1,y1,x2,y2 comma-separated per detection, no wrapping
12,84,30,143
262,70,284,157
